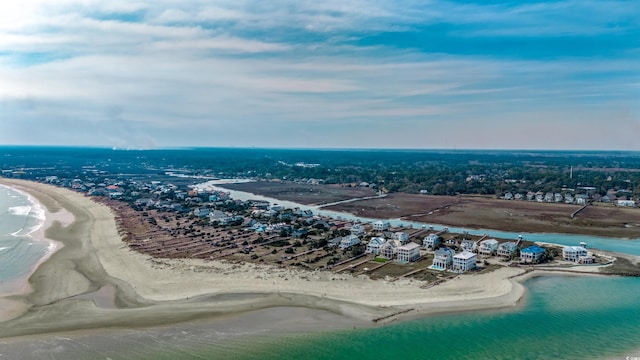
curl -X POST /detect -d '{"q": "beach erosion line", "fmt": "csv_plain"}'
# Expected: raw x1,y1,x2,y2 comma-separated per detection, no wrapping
0,179,581,338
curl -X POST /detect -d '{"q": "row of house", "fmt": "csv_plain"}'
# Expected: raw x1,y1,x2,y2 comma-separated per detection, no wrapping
365,237,421,263
431,248,477,272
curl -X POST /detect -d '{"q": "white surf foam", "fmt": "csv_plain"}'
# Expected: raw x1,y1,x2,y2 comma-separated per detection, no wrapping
8,206,31,217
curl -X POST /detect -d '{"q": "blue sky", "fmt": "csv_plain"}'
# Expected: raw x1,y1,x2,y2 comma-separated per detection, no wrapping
0,0,638,149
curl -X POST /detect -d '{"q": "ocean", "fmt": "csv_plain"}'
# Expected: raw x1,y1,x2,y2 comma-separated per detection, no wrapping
0,185,49,294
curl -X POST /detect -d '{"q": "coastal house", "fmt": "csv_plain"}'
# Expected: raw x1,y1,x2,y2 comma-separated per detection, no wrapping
350,224,365,236
497,242,518,258
193,207,210,218
209,210,229,222
373,220,390,231
380,240,402,259
504,192,514,200
394,232,409,243
445,238,459,247
339,235,361,249
396,242,421,263
544,192,554,202
563,246,588,262
135,198,155,207
565,194,574,204
453,251,477,272
423,233,441,249
432,247,455,270
554,193,563,202
520,245,545,263
616,200,636,207
366,237,387,255
478,239,499,256
461,239,477,252
576,195,588,205
292,228,308,238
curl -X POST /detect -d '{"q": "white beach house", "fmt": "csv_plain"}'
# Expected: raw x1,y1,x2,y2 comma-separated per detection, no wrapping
373,220,391,231
380,240,402,259
423,233,441,249
453,251,477,272
396,242,421,263
478,239,499,256
339,235,361,249
520,245,545,263
366,237,387,255
563,246,588,262
497,242,518,258
432,247,455,270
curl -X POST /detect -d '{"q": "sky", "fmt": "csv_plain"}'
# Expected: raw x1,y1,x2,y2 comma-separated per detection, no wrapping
0,0,639,150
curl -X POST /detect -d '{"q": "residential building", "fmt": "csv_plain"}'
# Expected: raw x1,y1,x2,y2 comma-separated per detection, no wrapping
339,235,361,249
193,208,210,218
394,232,409,243
379,240,402,259
432,247,455,270
445,238,459,247
617,200,636,207
478,239,499,256
497,242,518,258
453,251,477,272
366,237,387,255
563,246,588,262
423,233,441,249
396,242,421,263
350,224,365,236
460,239,477,252
373,220,390,231
564,194,574,204
520,245,545,263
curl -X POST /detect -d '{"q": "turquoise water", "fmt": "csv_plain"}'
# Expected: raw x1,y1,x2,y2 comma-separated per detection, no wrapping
34,276,639,360
0,185,49,293
133,276,640,360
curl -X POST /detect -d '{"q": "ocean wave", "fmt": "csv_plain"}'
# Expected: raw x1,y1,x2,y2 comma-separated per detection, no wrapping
8,205,31,217
10,228,24,237
0,246,8,253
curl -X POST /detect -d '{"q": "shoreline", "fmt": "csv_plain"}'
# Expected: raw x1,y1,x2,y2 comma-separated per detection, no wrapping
0,179,618,340
0,183,73,322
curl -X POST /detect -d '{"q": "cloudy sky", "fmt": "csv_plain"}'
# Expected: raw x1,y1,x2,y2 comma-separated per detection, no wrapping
1,0,638,150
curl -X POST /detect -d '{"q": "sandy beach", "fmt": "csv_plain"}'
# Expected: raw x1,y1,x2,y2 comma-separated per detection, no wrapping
0,179,613,341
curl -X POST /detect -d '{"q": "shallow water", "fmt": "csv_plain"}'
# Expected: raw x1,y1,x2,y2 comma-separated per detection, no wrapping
0,186,49,294
172,276,640,360
6,276,636,360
